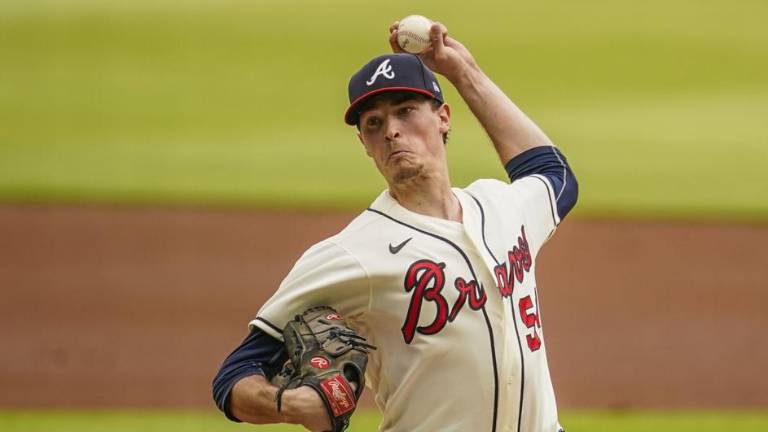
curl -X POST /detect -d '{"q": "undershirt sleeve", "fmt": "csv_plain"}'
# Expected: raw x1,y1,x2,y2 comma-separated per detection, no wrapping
211,327,286,422
504,146,579,222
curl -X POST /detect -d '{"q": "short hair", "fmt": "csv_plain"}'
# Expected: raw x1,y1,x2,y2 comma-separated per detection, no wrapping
355,91,449,145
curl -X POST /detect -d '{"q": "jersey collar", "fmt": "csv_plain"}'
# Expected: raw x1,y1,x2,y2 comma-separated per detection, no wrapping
369,188,471,237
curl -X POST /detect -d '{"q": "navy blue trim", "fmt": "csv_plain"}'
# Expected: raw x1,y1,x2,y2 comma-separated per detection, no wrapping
255,317,283,335
211,328,286,422
366,208,500,432
504,146,578,221
531,176,558,228
467,193,526,432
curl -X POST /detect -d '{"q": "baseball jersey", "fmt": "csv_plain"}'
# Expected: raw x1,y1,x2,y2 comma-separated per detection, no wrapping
251,168,570,432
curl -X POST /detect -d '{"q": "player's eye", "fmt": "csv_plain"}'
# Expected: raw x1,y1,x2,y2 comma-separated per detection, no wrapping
397,106,414,117
364,117,381,131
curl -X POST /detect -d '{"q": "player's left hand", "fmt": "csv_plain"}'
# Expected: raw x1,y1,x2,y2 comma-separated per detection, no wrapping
388,21,478,83
271,306,375,432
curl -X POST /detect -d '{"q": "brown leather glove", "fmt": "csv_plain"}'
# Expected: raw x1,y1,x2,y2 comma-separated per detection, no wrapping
271,306,376,432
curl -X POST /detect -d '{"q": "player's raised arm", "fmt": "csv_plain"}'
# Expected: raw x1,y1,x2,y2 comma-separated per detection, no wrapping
389,21,553,165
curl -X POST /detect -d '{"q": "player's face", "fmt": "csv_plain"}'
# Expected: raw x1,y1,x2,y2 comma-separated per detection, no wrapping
357,97,451,185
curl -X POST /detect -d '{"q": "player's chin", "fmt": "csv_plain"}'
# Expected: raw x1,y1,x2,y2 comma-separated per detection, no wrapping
391,164,423,184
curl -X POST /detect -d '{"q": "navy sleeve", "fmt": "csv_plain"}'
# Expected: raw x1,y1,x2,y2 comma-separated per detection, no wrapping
211,328,287,422
504,146,578,221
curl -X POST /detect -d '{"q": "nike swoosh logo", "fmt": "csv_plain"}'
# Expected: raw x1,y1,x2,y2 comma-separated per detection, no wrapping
388,237,412,254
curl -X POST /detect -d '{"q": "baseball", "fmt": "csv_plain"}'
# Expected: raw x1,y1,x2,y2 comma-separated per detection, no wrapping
397,15,433,54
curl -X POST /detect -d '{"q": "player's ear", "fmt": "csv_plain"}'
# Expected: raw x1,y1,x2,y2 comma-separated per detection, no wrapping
357,132,373,157
438,103,451,136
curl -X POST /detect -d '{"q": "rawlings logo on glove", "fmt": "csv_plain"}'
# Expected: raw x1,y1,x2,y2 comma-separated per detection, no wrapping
321,375,356,416
271,306,376,432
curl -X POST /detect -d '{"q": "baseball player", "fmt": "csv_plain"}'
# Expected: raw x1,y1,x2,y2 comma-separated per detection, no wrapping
213,21,577,432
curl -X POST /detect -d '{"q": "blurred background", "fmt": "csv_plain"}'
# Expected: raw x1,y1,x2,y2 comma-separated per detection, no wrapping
1,0,766,431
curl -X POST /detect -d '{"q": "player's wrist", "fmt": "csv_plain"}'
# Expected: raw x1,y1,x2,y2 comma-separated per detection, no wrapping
276,388,302,425
447,64,486,94
280,386,328,427
439,49,480,82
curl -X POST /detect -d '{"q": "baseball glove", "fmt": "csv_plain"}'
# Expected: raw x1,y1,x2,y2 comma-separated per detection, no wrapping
271,306,376,432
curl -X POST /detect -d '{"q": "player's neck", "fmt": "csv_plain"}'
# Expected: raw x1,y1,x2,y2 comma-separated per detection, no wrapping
388,175,462,223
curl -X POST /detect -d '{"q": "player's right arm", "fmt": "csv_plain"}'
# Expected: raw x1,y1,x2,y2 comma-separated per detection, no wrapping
394,21,579,249
389,21,553,165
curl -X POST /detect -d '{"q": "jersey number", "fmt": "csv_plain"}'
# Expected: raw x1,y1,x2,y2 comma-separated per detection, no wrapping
518,295,541,352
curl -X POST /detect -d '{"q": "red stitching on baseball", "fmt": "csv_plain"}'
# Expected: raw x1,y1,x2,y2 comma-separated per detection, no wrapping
398,30,430,44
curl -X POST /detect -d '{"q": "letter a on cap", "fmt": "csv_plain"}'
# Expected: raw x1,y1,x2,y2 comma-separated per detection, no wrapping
366,59,395,86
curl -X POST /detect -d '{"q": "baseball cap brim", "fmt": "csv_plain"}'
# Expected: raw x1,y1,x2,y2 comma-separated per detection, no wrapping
344,54,444,126
344,86,439,126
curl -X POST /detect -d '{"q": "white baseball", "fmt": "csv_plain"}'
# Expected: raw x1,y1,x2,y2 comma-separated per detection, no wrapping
397,15,433,54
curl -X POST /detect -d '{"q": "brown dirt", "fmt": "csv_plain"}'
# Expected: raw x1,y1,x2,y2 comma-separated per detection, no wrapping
0,205,766,410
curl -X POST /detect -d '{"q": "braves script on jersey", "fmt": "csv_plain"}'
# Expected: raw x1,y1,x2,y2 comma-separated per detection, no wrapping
251,175,565,432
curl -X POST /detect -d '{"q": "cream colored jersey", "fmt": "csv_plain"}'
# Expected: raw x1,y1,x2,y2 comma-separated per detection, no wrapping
251,176,565,432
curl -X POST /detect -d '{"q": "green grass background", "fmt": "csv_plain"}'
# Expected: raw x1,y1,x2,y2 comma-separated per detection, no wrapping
2,410,768,432
1,0,766,220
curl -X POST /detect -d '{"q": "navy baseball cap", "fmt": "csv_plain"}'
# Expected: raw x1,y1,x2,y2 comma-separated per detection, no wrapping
344,53,444,125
